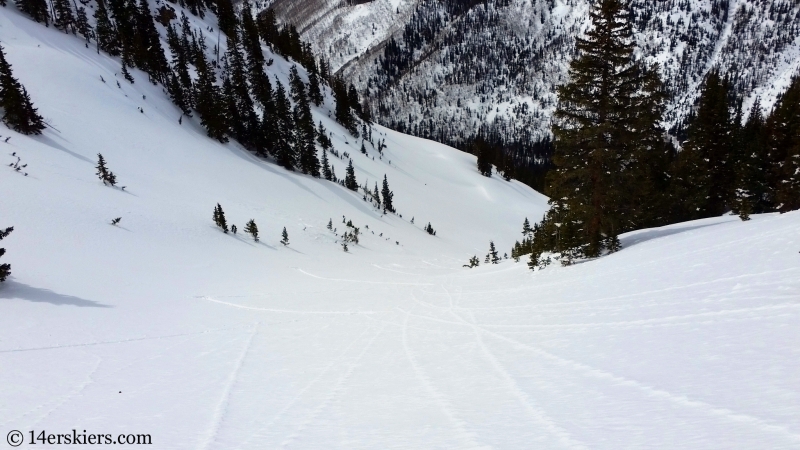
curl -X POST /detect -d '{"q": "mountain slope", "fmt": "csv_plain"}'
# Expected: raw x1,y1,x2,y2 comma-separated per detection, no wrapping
2,5,800,449
283,0,800,146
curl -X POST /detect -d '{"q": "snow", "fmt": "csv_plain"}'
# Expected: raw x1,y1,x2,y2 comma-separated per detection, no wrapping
2,5,800,449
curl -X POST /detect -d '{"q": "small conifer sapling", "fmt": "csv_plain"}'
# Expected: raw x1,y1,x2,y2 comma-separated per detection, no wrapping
245,219,259,242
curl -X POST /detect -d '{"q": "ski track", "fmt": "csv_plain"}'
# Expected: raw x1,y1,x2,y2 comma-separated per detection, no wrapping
453,306,587,449
399,308,488,450
0,326,246,354
296,268,435,286
18,356,103,428
202,296,384,315
279,324,387,448
478,325,800,445
200,324,260,450
240,320,373,448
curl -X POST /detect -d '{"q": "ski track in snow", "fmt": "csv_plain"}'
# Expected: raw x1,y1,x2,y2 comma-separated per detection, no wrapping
453,306,587,449
200,324,260,450
400,308,488,450
478,325,800,445
279,324,387,448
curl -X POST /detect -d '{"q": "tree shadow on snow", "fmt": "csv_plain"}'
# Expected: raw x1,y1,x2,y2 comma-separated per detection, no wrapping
0,281,110,307
621,222,720,249
34,134,94,164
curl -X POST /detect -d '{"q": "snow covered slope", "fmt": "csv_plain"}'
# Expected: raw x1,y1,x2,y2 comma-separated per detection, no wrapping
2,5,800,450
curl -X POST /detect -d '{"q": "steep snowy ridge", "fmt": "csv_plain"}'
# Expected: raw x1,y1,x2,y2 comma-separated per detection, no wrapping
284,0,800,143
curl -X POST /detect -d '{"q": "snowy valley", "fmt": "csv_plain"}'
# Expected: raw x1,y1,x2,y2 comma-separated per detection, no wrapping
1,0,800,449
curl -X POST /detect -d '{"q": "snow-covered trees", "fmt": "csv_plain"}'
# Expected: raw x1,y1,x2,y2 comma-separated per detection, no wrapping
0,226,13,283
280,227,289,246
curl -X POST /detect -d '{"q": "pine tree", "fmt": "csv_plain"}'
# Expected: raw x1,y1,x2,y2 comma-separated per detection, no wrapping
473,136,493,176
522,218,533,237
223,34,258,147
52,0,75,33
321,149,332,181
215,0,237,38
274,80,297,170
539,0,666,258
244,219,259,241
488,241,499,264
672,70,735,220
767,76,800,213
0,226,12,283
194,39,228,142
731,98,770,219
16,0,49,25
214,204,229,233
0,45,45,135
344,159,357,191
94,0,119,56
75,7,92,42
95,153,118,186
280,227,289,245
381,174,394,213
327,219,332,230
308,70,323,106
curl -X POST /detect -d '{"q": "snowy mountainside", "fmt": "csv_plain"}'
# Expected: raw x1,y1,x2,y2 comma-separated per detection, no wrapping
2,3,800,449
285,0,800,144
264,0,420,72
0,2,548,288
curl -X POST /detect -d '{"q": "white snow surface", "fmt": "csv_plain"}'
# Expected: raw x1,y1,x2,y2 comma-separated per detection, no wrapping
2,6,800,450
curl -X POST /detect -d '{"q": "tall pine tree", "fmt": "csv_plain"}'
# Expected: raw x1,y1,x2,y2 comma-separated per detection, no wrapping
538,0,666,258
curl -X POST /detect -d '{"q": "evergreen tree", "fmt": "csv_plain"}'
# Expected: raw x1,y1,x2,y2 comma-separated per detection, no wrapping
766,76,800,213
16,0,49,25
473,136,493,176
0,45,45,135
522,218,533,237
672,70,735,220
321,149,332,181
75,7,92,42
95,153,117,186
134,0,169,81
52,0,75,33
0,226,12,283
537,0,666,258
94,0,119,56
488,241,499,264
273,80,297,170
344,159,357,191
215,0,237,38
333,77,357,135
222,35,258,147
731,98,770,219
280,227,289,245
194,38,229,142
244,219,259,241
381,174,394,213
308,70,323,106
213,203,229,233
